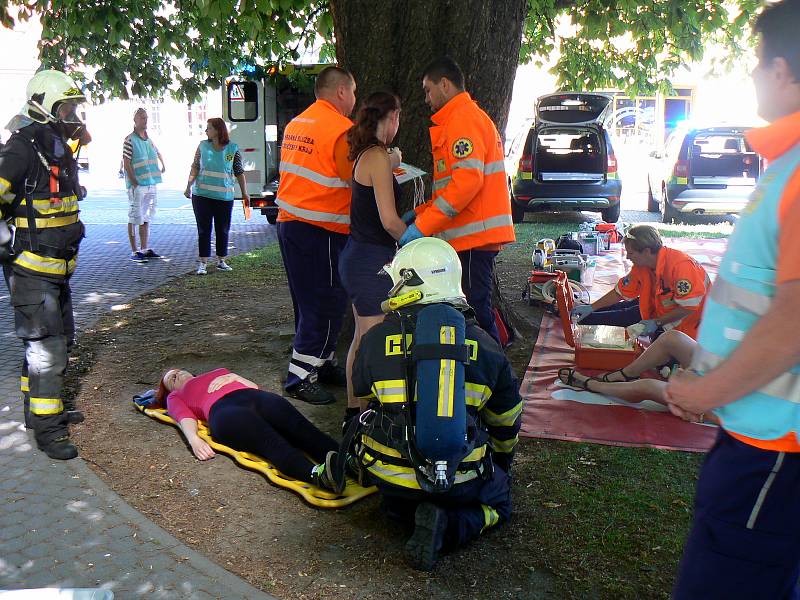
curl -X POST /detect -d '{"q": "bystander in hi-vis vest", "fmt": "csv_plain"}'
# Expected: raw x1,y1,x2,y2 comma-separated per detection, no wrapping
691,137,800,451
276,100,352,234
615,246,710,339
126,133,162,189
415,92,515,251
193,140,238,201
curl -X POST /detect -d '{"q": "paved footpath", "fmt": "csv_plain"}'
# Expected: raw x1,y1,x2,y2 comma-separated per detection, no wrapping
0,187,279,599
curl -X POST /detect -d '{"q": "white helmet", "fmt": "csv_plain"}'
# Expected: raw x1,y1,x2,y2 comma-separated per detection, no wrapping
25,70,86,124
384,237,466,307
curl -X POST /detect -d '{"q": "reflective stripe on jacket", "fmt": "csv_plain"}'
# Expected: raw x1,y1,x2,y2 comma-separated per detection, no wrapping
615,246,710,339
126,133,162,188
276,100,352,234
194,140,238,200
415,92,515,251
691,142,800,449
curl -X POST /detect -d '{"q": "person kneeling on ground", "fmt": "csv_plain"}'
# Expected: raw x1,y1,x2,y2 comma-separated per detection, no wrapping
154,367,343,492
348,237,523,571
571,224,710,340
557,329,717,424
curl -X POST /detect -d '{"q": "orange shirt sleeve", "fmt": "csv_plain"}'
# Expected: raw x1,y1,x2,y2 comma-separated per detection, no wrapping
776,168,800,284
670,260,708,309
615,267,645,300
333,133,353,181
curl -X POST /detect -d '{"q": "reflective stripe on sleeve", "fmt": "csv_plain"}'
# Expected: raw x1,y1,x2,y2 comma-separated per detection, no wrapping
482,400,523,428
275,199,350,225
465,382,492,408
452,158,484,171
371,379,407,404
438,214,513,241
20,376,29,392
434,196,459,218
433,176,451,191
490,435,518,453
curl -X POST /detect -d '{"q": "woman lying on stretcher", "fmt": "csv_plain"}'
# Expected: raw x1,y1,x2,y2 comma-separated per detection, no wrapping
558,330,719,424
154,367,345,493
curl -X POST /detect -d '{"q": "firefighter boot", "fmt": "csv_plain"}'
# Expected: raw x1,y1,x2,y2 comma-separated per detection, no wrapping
39,435,78,460
405,502,448,571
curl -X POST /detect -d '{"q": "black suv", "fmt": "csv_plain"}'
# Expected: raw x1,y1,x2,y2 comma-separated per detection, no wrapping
510,93,622,223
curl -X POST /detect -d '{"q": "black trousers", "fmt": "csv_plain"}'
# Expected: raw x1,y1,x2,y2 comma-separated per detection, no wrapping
458,249,499,343
5,267,75,447
191,195,233,258
208,388,339,482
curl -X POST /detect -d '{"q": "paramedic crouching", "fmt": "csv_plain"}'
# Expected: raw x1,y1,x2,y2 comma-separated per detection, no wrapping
571,224,709,340
349,238,522,571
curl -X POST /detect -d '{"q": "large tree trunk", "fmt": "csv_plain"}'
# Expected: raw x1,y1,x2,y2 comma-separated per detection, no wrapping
331,0,527,203
331,1,529,343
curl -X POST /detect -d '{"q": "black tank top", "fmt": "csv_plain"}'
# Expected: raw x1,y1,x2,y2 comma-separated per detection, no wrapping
350,147,401,247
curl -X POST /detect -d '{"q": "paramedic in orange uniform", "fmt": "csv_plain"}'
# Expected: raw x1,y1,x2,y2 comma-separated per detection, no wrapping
571,224,709,339
275,66,356,406
398,56,515,344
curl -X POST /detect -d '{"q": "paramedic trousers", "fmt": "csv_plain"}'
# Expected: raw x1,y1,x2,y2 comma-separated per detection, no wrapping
4,267,75,448
380,461,512,550
277,220,349,390
674,429,800,600
580,298,641,327
458,250,500,344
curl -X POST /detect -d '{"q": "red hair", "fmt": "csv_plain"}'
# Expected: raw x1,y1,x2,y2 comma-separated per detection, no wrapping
154,372,170,408
207,118,230,145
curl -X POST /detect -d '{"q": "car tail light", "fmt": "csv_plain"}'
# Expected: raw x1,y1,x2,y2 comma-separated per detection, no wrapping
518,152,533,173
673,160,689,178
607,154,617,174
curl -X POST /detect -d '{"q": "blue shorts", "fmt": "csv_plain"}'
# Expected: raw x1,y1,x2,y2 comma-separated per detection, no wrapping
339,239,395,317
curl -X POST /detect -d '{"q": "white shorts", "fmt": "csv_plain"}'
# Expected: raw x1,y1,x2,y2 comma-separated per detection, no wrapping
128,185,158,225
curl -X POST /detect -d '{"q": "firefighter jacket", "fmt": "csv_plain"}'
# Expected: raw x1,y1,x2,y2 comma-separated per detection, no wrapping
415,92,515,252
0,123,84,280
276,99,353,234
691,112,800,452
352,306,523,490
615,246,709,339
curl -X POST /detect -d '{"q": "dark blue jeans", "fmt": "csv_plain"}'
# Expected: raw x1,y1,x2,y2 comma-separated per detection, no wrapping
580,298,641,327
458,249,500,343
674,429,800,599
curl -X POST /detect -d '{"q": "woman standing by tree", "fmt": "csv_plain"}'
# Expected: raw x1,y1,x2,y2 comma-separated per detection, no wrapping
185,118,250,274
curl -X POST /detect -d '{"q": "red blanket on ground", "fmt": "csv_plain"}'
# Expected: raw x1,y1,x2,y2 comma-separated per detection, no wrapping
519,238,727,452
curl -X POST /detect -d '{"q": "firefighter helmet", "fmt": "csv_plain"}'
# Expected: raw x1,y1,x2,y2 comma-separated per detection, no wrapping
385,237,466,307
25,70,86,124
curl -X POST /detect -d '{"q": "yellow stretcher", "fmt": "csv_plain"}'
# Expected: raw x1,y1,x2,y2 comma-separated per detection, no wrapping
135,404,377,509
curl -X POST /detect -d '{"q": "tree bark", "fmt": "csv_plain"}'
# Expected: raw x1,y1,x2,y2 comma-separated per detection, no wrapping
330,0,527,210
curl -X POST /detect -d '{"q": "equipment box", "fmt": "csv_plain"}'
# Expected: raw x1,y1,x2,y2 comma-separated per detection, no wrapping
555,272,643,370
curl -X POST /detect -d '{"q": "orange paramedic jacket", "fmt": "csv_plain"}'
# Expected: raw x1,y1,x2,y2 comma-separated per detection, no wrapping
415,92,515,252
276,99,353,234
615,246,710,339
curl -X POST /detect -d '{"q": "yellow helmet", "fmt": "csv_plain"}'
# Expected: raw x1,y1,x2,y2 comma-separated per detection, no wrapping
25,70,86,124
384,238,466,309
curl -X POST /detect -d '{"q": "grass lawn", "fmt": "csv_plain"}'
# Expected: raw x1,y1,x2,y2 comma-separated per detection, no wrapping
195,218,730,598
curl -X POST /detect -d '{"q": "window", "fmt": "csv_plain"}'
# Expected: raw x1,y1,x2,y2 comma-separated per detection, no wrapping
187,101,207,136
228,81,258,122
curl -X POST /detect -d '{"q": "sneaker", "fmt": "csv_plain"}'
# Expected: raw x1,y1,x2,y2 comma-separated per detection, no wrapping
130,251,148,262
318,363,347,387
216,259,233,272
144,249,161,258
404,502,448,571
288,378,335,405
310,450,345,494
39,436,79,460
196,262,207,275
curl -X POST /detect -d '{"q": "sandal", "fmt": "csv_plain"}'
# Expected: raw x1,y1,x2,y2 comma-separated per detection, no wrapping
599,367,638,383
558,368,596,392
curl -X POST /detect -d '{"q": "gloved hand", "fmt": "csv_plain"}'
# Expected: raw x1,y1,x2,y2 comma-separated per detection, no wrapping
0,220,13,265
638,319,660,335
400,209,417,225
399,223,424,246
570,304,594,322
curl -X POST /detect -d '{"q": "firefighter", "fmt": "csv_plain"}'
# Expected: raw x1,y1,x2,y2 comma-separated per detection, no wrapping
571,224,710,339
0,70,89,460
350,237,522,570
275,66,356,405
399,56,516,344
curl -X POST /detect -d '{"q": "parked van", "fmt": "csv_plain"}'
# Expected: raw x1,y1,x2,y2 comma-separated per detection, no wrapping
510,93,622,223
222,65,322,223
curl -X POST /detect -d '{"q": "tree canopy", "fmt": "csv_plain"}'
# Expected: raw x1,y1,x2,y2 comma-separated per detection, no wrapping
1,0,761,103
